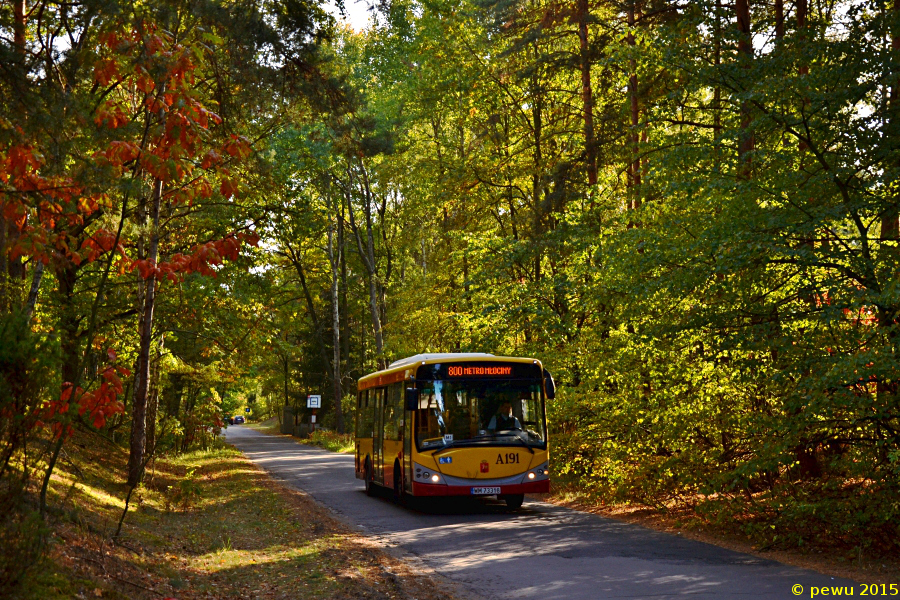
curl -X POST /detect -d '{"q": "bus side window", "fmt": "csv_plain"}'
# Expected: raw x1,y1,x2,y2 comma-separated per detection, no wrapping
383,383,401,441
370,388,381,437
361,389,373,438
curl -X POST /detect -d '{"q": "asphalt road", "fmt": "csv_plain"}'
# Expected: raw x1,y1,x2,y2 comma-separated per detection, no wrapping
224,425,851,600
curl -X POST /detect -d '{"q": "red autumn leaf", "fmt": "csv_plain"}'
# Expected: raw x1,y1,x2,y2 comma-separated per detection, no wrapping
240,232,260,247
93,58,120,86
97,141,141,166
200,150,221,169
60,384,75,403
136,72,156,94
131,258,159,280
220,178,238,199
223,135,252,159
94,104,130,129
98,31,120,50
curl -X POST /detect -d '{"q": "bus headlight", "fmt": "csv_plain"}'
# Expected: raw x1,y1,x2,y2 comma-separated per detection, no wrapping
524,463,550,482
414,463,446,484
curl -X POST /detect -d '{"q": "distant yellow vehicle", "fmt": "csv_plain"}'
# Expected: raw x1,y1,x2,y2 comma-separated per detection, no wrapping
354,353,555,509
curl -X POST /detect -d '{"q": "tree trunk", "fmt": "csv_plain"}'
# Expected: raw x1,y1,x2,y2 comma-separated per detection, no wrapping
627,2,641,211
57,264,81,387
128,178,162,487
39,260,80,517
877,1,900,417
884,0,900,241
13,0,25,62
797,0,808,106
0,215,7,312
339,198,352,387
146,333,164,453
736,0,754,178
348,159,385,361
0,0,27,311
530,64,544,284
713,0,722,164
286,240,336,382
24,260,43,322
576,0,597,185
797,0,812,244
283,351,290,416
774,0,784,40
327,220,344,433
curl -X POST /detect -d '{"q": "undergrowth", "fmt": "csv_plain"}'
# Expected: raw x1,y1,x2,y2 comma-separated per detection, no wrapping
302,430,354,454
9,430,453,599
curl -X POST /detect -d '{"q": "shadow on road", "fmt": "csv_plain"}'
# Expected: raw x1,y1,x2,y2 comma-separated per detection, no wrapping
361,485,542,516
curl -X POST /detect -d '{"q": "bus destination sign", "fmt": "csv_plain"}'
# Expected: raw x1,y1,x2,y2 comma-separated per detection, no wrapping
417,361,541,381
447,366,512,377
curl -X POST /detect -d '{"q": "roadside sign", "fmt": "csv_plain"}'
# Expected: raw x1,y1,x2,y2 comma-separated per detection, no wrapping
311,415,316,424
307,395,321,409
245,408,250,413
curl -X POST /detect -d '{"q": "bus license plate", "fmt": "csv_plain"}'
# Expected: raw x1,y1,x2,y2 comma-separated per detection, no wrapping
471,487,501,495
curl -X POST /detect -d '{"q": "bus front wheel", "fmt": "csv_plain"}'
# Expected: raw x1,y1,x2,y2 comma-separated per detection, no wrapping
502,493,524,510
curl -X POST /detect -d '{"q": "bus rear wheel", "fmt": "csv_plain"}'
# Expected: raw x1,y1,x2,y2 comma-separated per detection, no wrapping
502,493,524,510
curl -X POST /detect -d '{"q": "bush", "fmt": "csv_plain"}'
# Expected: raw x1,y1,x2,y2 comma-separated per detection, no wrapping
0,505,46,595
0,311,56,476
0,312,56,597
164,467,203,511
305,430,354,453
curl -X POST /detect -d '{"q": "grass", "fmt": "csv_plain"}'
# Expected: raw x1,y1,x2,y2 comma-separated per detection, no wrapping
15,431,456,600
303,430,355,454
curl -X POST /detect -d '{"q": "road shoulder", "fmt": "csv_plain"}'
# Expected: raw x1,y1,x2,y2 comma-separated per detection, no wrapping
538,494,900,585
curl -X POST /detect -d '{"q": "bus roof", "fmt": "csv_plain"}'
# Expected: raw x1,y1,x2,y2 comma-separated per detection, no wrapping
358,353,542,391
388,353,497,368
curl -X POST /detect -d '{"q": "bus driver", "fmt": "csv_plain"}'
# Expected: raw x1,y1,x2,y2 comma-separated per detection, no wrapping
487,401,521,432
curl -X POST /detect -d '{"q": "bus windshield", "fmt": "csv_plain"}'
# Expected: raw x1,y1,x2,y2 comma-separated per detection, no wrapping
415,379,546,451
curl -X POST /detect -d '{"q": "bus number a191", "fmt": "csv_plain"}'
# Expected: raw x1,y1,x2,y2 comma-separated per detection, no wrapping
497,453,519,464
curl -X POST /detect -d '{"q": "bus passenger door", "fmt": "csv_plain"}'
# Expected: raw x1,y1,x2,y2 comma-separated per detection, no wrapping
373,388,384,484
403,407,412,492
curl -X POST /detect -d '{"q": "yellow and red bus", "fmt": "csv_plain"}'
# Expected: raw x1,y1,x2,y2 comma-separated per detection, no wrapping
354,353,554,509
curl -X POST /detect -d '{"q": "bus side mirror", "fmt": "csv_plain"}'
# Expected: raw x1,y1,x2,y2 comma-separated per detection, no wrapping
405,388,418,411
543,369,556,399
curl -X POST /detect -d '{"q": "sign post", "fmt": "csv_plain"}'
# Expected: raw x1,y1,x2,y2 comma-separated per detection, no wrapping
307,395,321,433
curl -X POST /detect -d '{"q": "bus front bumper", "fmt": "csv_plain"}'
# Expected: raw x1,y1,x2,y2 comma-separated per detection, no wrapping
410,479,550,497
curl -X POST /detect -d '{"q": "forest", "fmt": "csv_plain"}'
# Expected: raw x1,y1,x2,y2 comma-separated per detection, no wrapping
1,0,899,589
